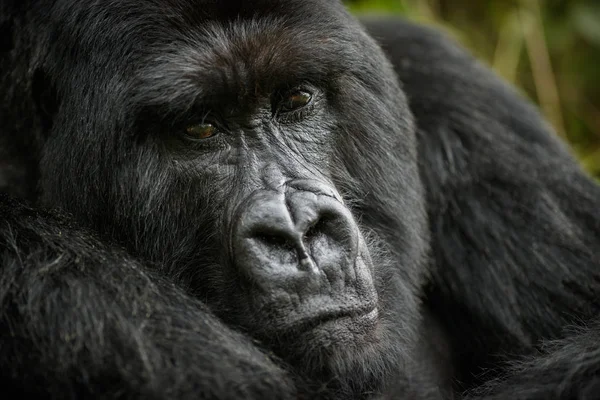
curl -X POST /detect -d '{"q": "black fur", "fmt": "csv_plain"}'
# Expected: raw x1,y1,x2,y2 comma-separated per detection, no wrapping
365,19,600,396
1,1,599,399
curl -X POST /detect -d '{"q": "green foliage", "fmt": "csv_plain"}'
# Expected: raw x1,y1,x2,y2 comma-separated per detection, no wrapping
349,0,600,177
347,0,408,13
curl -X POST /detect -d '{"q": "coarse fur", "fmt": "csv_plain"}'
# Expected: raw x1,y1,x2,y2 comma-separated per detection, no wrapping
1,1,600,399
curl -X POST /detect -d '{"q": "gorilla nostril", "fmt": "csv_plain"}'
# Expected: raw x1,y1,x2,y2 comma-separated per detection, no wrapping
304,214,336,241
255,232,295,251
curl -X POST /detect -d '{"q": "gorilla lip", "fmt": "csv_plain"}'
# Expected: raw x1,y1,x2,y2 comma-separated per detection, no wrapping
275,304,379,336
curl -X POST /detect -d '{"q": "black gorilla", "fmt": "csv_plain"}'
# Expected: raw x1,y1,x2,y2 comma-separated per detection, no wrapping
1,1,600,399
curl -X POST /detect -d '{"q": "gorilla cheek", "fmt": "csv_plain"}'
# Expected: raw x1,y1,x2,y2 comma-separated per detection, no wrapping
230,179,378,343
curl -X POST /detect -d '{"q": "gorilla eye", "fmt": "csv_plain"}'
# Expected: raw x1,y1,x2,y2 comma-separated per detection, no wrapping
280,91,312,112
185,123,217,140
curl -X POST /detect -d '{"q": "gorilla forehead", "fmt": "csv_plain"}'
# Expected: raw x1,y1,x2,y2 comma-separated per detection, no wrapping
134,17,355,111
129,3,368,112
52,0,358,61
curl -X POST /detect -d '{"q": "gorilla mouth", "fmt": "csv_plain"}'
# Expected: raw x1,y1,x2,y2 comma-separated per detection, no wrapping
262,302,379,341
259,305,381,362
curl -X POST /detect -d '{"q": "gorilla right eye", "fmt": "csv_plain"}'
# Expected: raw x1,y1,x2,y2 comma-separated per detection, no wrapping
280,90,312,112
185,123,217,140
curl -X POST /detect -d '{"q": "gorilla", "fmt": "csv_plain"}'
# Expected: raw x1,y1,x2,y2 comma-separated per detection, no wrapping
1,1,600,399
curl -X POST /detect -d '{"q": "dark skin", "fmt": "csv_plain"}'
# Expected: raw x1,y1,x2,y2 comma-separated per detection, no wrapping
1,1,600,399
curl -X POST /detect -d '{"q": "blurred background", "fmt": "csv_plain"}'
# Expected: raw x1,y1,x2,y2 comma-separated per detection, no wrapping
346,0,600,177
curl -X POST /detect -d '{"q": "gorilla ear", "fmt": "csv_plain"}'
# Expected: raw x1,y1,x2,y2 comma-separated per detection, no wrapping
31,68,59,133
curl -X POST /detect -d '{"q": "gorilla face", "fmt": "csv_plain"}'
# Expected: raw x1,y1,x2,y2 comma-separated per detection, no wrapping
36,0,429,381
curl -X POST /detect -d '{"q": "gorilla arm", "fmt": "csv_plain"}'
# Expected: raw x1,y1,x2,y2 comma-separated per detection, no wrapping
0,194,296,399
364,18,600,397
466,324,600,399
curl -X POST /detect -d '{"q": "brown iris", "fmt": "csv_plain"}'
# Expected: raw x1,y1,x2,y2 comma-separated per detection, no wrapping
185,123,216,139
281,91,312,111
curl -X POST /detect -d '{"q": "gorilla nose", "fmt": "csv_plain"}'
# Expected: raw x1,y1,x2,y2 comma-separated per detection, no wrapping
232,181,360,290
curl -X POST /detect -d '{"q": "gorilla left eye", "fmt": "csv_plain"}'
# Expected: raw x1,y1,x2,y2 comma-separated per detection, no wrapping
185,123,217,140
280,91,312,112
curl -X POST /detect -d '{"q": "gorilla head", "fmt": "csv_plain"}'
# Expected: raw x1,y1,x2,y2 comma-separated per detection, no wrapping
24,0,428,388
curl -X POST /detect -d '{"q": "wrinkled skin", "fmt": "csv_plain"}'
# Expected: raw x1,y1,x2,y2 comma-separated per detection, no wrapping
2,1,600,399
